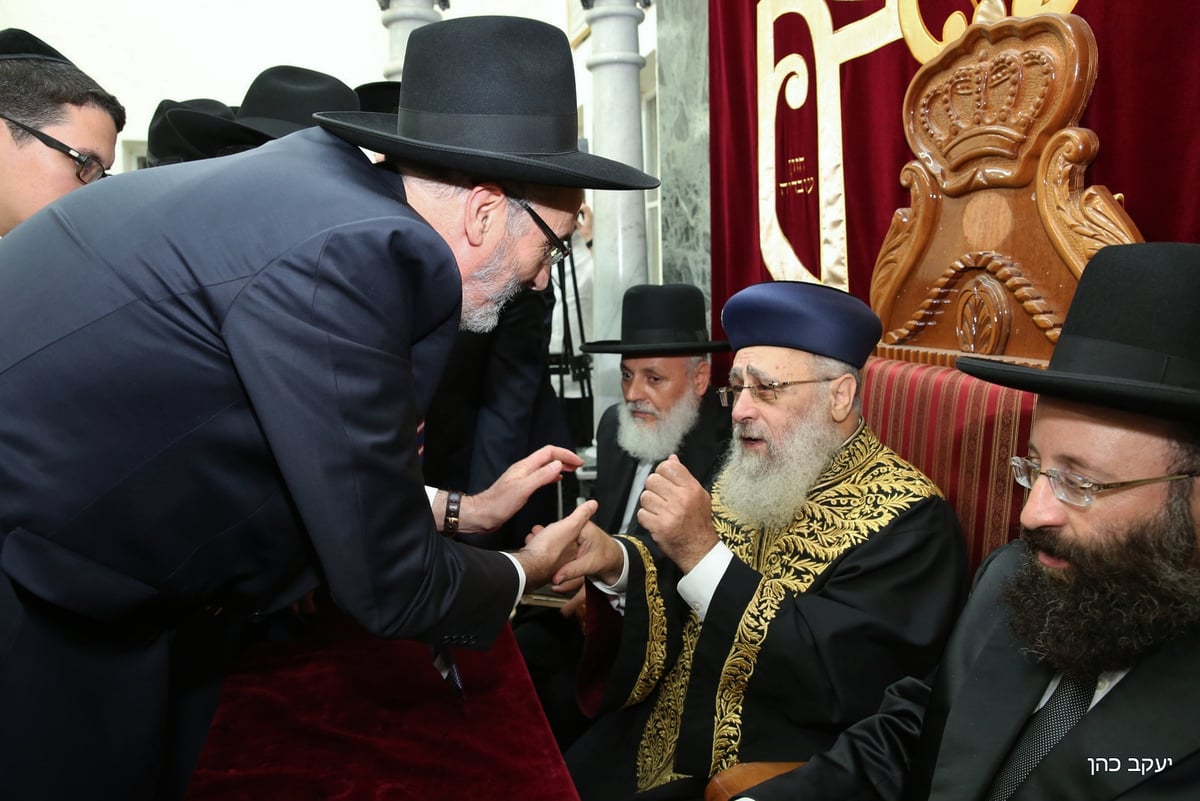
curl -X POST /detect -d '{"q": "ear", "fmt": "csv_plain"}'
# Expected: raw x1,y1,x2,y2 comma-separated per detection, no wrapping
464,183,509,248
692,359,711,395
828,373,858,423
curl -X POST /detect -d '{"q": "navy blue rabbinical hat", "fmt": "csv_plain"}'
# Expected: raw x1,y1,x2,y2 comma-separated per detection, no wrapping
721,281,882,368
315,16,658,191
957,242,1200,422
582,284,729,356
0,29,72,64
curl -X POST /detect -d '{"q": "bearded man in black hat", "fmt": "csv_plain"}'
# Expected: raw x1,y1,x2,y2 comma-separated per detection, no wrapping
742,242,1200,801
0,16,656,801
0,28,125,234
515,283,733,748
556,281,967,800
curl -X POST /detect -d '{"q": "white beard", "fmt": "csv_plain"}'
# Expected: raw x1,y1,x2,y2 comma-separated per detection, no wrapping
715,403,846,530
615,389,703,463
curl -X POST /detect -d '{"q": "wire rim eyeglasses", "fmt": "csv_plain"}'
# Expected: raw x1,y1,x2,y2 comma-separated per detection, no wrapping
508,194,571,267
1009,456,1199,508
1,113,108,184
717,377,833,407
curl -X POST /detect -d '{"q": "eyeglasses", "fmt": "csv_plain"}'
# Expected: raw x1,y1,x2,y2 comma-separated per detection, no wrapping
1,113,108,184
509,195,571,266
717,378,833,407
1009,456,1199,509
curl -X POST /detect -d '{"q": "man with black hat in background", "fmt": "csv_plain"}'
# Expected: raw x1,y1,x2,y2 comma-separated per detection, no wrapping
557,281,967,800
516,282,733,749
741,242,1200,801
0,28,125,235
0,16,656,801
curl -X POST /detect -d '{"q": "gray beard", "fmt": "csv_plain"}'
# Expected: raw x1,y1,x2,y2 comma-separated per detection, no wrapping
459,247,522,333
715,407,846,530
616,389,703,463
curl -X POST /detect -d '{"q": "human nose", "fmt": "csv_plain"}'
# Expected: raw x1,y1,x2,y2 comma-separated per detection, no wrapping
730,386,758,422
530,263,551,291
1019,470,1069,531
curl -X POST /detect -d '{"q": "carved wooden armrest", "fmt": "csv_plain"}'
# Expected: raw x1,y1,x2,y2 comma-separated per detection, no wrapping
704,761,806,801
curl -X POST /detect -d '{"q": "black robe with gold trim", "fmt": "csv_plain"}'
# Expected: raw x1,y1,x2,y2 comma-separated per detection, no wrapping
567,425,968,800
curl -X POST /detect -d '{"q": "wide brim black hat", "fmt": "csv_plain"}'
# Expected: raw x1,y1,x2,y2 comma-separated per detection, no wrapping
167,65,359,159
355,81,403,115
957,242,1200,422
147,98,242,165
582,284,729,355
0,29,72,64
315,16,659,191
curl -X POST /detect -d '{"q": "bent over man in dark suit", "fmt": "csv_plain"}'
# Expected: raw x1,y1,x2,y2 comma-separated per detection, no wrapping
0,16,657,801
744,242,1200,801
558,281,967,800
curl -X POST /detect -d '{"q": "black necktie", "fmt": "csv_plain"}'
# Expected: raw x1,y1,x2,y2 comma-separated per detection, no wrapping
985,673,1098,801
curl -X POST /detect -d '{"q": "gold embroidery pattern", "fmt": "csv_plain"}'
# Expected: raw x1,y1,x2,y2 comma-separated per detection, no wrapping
706,427,941,772
636,611,702,790
621,535,669,706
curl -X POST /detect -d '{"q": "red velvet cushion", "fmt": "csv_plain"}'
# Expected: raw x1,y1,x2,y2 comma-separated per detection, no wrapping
862,357,1034,573
188,611,579,801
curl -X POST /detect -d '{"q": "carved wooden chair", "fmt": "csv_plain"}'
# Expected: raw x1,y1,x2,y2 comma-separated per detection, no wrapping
706,12,1142,801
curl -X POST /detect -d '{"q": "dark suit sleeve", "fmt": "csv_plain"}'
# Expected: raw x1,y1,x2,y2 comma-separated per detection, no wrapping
222,217,518,643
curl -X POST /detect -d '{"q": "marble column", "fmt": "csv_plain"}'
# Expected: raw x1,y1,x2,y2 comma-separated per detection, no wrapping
583,0,653,416
376,0,445,80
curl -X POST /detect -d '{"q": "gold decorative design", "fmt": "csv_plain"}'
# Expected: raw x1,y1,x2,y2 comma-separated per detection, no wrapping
871,162,942,328
882,251,1063,347
955,272,1011,354
692,428,942,771
621,535,671,706
905,14,1097,197
636,614,702,791
1037,127,1143,277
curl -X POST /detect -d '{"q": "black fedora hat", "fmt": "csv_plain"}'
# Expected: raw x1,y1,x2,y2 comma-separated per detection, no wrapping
582,284,729,356
147,98,240,165
0,28,72,64
957,242,1200,422
315,16,659,191
355,81,403,115
167,65,359,159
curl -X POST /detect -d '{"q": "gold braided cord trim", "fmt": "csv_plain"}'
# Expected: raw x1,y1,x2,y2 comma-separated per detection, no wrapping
711,580,786,773
636,614,703,790
620,535,669,706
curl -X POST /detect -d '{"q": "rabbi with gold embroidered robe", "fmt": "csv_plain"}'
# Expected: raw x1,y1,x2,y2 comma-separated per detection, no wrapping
560,282,968,800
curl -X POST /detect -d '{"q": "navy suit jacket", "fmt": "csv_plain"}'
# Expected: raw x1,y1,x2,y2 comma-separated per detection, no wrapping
0,128,522,797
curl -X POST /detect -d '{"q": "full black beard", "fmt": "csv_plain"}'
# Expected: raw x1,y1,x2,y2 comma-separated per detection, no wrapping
1002,483,1200,679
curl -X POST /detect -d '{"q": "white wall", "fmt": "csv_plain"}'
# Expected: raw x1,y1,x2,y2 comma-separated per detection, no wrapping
0,0,584,172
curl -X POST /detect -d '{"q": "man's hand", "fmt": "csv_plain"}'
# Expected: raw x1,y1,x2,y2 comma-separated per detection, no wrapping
637,454,718,573
460,445,584,533
514,500,598,588
552,520,625,588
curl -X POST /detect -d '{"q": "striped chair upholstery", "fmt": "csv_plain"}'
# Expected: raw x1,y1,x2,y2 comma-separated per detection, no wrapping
862,357,1034,574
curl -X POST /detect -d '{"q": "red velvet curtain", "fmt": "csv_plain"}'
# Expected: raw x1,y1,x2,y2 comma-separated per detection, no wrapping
709,0,1200,337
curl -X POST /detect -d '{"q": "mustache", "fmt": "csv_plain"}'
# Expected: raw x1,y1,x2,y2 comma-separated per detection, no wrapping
625,400,658,417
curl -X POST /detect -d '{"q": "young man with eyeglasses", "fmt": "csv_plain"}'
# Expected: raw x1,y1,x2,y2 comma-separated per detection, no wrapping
0,28,124,235
0,17,656,801
738,242,1200,801
556,281,967,800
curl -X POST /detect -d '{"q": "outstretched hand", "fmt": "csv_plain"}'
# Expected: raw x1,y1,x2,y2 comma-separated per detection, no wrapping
515,500,599,588
461,445,583,533
551,519,626,589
